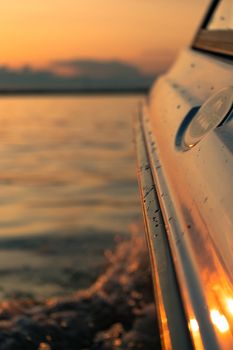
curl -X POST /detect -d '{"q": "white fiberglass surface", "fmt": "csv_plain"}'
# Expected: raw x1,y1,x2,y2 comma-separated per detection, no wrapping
148,48,233,349
208,0,233,30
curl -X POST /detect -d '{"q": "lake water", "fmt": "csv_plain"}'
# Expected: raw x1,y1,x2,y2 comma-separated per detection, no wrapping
0,94,144,299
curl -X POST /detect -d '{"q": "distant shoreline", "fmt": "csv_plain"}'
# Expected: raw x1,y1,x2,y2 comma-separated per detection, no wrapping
0,87,149,96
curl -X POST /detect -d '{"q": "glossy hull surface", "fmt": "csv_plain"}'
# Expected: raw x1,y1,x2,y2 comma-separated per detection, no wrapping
136,48,233,349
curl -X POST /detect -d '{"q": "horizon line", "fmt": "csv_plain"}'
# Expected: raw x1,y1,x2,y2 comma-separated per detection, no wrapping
0,87,150,96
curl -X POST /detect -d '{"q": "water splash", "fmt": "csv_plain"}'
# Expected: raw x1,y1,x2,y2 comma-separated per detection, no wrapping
0,225,160,349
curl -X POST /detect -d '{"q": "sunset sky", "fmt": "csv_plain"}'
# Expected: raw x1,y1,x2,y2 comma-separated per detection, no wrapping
0,1,210,89
1,1,210,70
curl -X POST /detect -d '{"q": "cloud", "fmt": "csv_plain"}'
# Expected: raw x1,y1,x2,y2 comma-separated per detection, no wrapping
0,59,155,91
52,59,144,79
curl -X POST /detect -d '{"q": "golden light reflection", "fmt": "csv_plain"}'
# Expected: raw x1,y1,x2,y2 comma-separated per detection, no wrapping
189,318,199,333
226,298,233,315
210,309,230,333
188,317,204,350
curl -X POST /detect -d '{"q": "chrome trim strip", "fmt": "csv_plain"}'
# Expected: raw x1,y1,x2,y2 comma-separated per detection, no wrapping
134,113,194,350
141,109,222,350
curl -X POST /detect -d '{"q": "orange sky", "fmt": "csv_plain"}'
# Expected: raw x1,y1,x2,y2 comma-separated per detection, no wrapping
0,0,210,72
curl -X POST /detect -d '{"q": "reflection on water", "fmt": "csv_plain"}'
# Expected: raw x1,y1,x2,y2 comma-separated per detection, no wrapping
0,94,143,298
0,95,142,235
